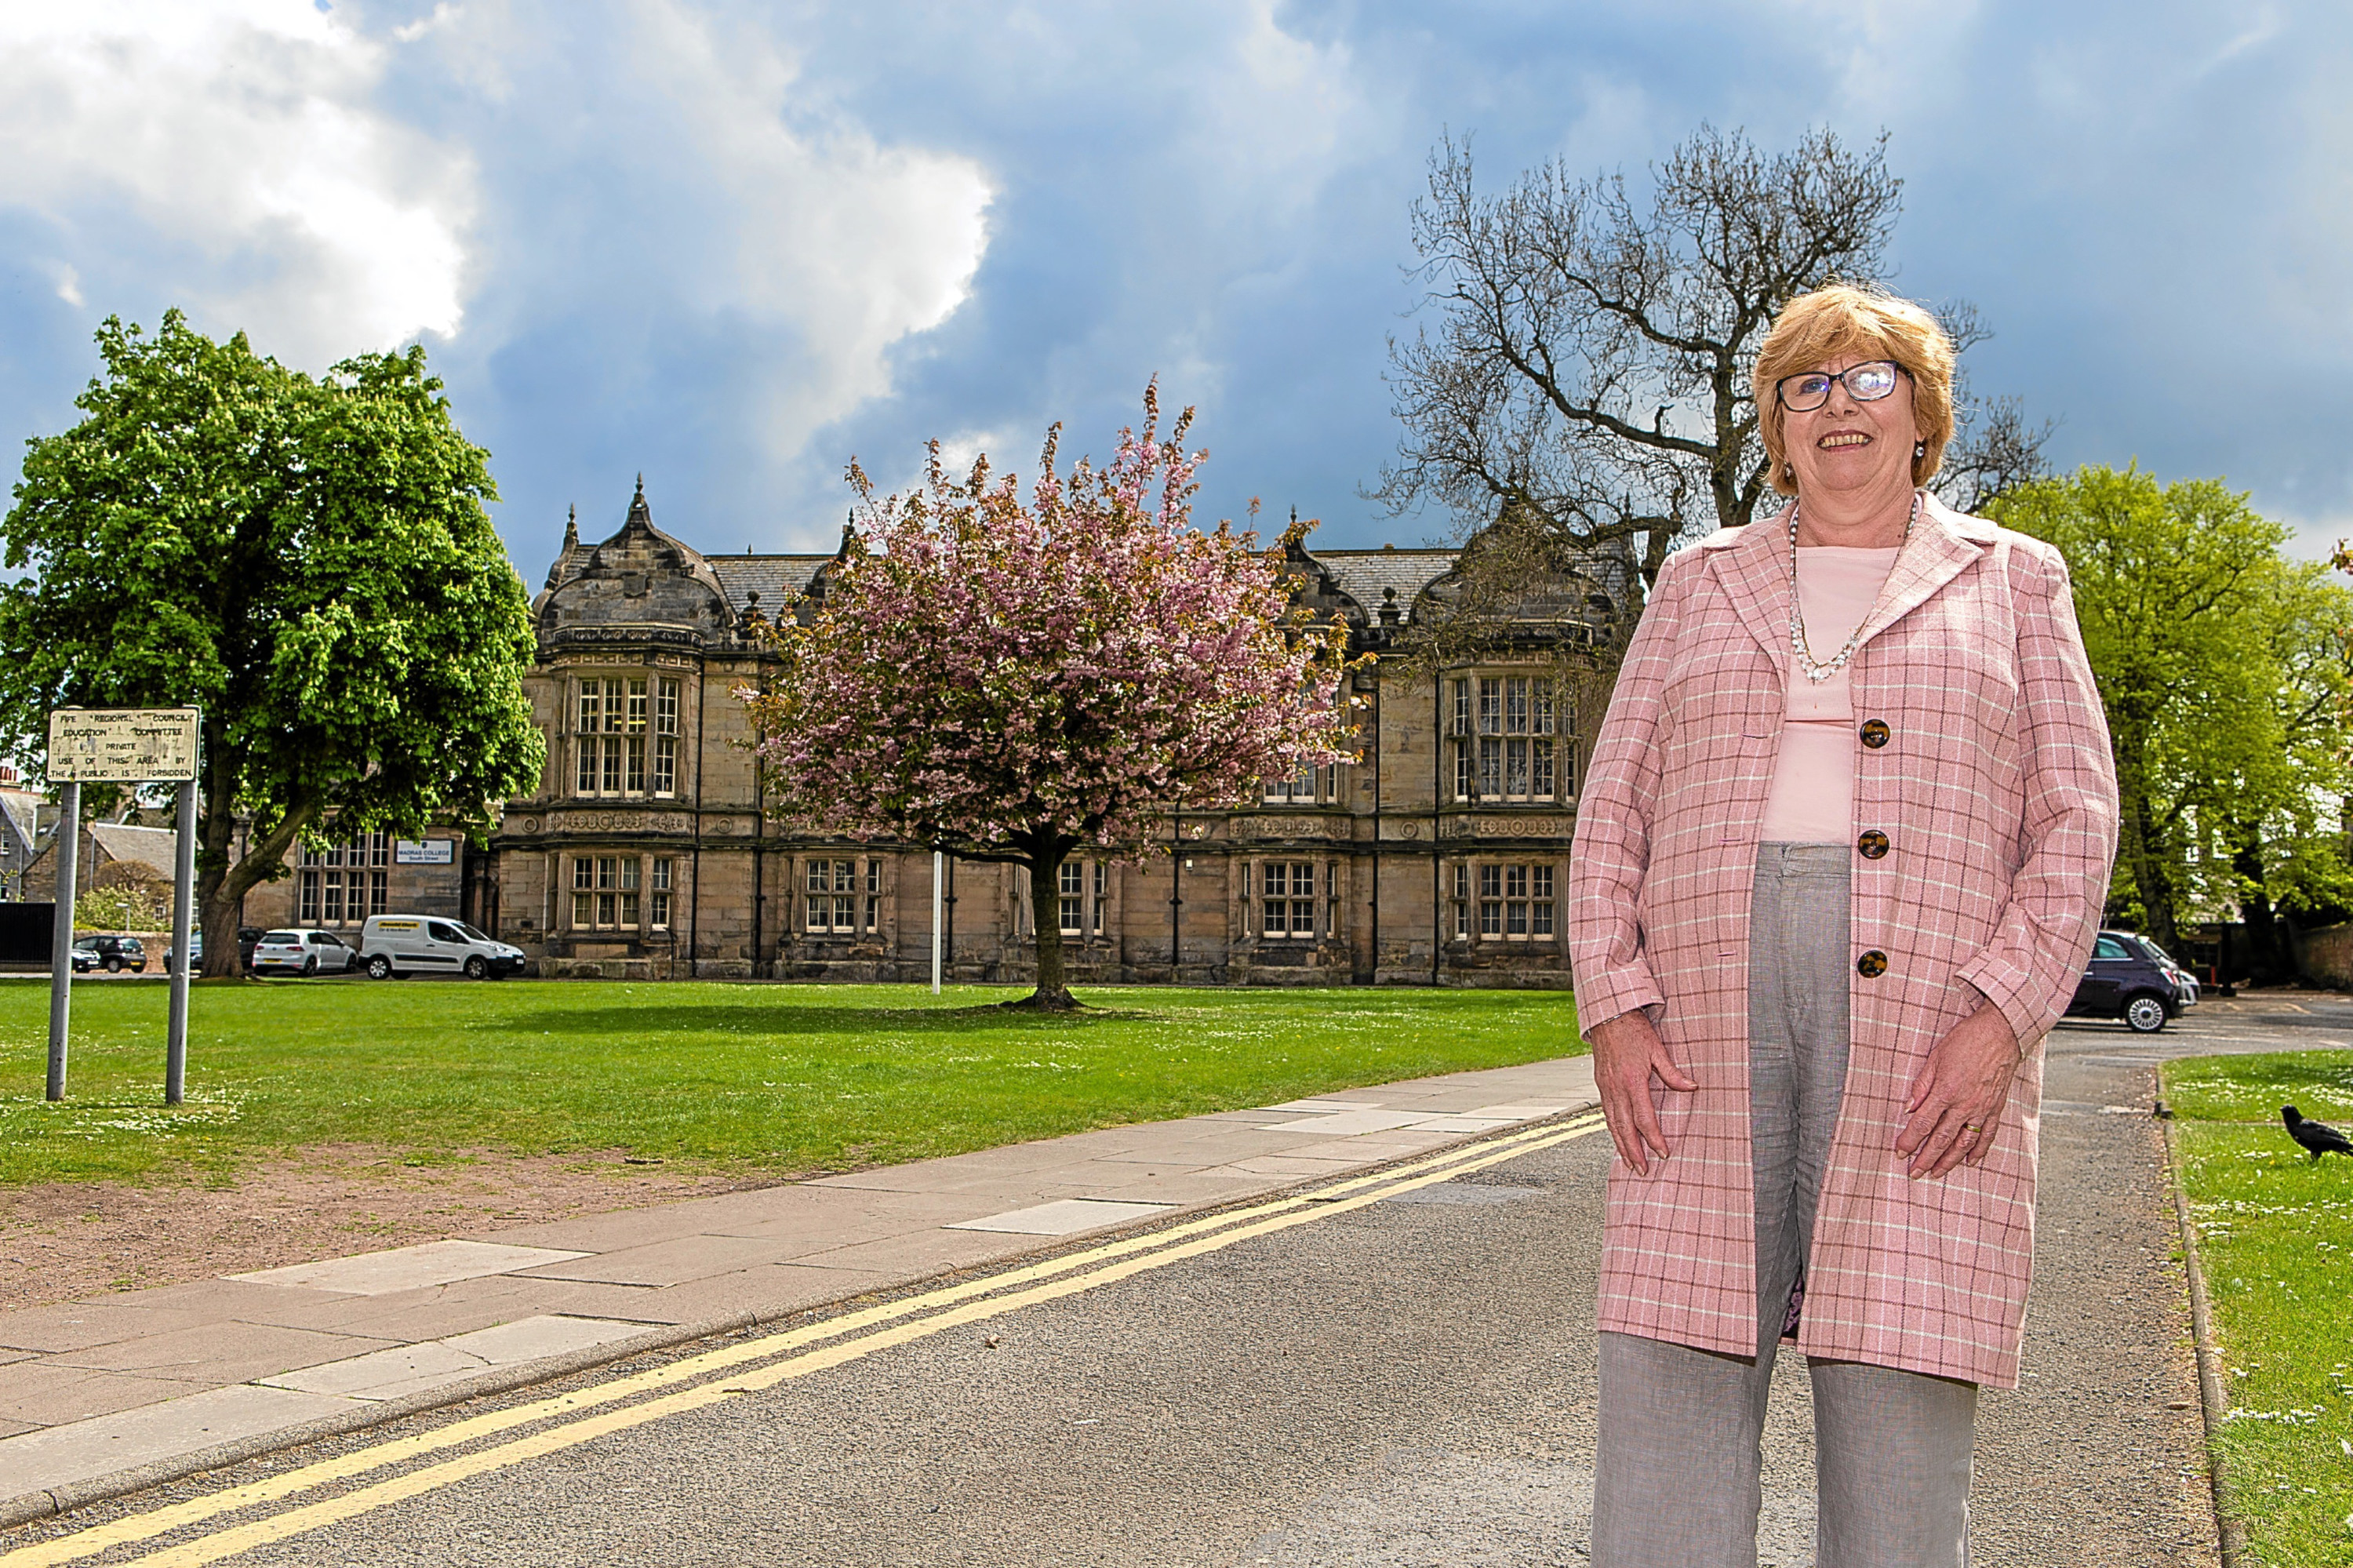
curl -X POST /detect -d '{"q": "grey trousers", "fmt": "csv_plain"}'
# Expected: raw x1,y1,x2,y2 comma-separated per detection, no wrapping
1591,843,1978,1568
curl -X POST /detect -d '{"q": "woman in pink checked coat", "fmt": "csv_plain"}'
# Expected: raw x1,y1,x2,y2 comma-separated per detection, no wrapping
1568,286,2118,1568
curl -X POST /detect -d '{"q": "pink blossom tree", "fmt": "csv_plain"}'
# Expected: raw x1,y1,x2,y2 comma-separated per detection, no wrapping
742,388,1359,1010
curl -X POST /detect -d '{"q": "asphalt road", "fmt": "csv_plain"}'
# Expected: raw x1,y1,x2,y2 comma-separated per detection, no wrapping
21,993,2341,1566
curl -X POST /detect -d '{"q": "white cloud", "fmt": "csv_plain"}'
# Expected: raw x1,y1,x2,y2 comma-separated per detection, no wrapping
596,3,992,471
392,2,461,45
0,0,474,365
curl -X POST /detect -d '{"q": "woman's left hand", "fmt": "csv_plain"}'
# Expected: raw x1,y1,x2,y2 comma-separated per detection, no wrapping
1896,1004,2022,1180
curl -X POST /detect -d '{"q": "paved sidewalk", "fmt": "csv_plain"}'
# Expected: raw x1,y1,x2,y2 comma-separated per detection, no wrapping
0,1053,1596,1525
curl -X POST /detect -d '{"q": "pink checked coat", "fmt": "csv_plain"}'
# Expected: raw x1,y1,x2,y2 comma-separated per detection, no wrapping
1567,492,2118,1388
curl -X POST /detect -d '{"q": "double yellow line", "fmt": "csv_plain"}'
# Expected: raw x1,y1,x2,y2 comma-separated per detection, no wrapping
5,1111,1603,1568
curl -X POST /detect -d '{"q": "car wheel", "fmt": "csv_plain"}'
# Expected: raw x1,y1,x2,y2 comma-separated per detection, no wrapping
104,956,122,973
2123,993,2169,1033
301,955,318,977
366,955,393,980
464,955,489,980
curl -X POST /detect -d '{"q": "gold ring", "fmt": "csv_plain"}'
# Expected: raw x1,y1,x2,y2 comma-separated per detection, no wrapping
1963,1122,1983,1133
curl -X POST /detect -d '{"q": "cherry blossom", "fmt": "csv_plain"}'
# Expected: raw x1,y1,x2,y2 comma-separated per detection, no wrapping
741,386,1358,1009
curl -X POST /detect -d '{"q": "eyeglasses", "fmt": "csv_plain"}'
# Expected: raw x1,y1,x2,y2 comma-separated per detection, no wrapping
1775,360,1906,412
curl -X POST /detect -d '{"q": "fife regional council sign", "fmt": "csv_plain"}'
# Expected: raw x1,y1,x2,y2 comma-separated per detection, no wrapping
46,708,201,783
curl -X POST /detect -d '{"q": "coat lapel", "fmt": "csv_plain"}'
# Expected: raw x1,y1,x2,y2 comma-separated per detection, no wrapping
1702,503,1796,671
1851,492,1992,649
1694,492,1991,664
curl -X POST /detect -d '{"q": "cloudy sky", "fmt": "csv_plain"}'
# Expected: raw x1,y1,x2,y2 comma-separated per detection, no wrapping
1,0,2348,576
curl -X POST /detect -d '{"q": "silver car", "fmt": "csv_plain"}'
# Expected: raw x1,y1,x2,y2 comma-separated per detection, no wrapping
250,929,361,977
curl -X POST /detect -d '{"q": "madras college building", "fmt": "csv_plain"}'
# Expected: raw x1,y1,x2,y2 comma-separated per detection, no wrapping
465,484,1621,986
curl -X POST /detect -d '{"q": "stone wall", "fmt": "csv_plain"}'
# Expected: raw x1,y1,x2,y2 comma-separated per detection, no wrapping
2297,922,2353,991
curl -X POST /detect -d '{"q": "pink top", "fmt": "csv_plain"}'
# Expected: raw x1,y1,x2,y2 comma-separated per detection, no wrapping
1758,546,1902,841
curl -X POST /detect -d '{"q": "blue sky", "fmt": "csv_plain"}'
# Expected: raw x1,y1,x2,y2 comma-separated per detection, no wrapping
2,0,2348,577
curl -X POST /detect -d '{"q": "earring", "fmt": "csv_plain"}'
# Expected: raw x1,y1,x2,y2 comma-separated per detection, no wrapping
1914,441,1926,460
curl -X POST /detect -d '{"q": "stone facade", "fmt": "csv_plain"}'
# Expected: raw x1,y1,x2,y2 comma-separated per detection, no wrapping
474,483,1622,985
0,774,44,904
235,828,470,933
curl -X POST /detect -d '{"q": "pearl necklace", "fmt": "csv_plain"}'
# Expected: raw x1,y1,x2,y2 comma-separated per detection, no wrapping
1787,492,1917,685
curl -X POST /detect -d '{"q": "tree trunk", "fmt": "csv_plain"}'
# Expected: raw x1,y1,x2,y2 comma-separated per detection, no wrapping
2116,761,2179,955
1005,846,1078,1011
2231,832,2293,986
195,772,315,978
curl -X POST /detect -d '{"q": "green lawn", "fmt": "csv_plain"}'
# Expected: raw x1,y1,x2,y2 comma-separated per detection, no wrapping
2162,1050,2353,1566
0,978,1585,1188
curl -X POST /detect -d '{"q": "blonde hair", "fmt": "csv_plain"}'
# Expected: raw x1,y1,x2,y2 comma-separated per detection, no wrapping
1753,285,1956,497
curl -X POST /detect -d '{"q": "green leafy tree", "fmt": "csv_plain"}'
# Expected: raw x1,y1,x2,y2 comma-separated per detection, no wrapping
2220,564,2353,977
76,882,168,935
1993,466,2353,966
0,312,544,976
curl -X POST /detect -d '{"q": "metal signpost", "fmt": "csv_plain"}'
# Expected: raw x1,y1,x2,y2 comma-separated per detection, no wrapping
45,779,77,1102
45,708,201,1104
931,849,944,995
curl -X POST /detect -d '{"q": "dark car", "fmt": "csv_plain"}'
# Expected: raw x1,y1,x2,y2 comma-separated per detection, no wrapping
2065,930,2200,1033
157,928,267,975
69,934,147,974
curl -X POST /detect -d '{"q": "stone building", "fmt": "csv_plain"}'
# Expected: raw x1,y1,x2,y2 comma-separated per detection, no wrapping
0,767,44,904
470,482,1622,985
235,826,470,933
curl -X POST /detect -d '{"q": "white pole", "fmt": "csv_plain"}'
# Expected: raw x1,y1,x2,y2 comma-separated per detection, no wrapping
165,778,196,1105
931,849,944,995
45,781,79,1102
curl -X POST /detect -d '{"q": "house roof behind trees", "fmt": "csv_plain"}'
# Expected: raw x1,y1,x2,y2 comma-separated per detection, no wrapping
1314,549,1463,619
88,823,178,879
0,789,37,849
710,556,831,617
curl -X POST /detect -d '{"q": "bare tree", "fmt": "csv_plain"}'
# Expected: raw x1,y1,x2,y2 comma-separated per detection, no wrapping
1378,500,1632,745
1378,125,2047,595
1931,300,2057,515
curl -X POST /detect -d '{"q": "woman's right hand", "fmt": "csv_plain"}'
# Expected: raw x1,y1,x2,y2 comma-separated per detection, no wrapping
1589,1010,1698,1176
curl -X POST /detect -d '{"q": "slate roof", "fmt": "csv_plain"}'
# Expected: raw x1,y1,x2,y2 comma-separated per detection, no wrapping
88,822,179,879
1315,548,1461,617
527,496,1616,635
0,789,38,849
710,556,833,616
700,548,1469,620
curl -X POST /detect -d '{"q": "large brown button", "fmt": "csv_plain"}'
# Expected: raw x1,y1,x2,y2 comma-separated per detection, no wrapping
1857,950,1889,978
1857,829,1889,860
1859,719,1890,749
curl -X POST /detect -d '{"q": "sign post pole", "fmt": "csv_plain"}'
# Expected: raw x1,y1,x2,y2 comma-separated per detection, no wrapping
45,780,79,1102
931,850,944,996
165,777,197,1106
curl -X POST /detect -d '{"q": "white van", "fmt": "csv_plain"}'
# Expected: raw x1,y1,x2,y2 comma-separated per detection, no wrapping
359,915,527,980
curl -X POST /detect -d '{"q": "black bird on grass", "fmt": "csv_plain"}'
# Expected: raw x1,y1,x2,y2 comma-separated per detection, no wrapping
2282,1106,2353,1160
